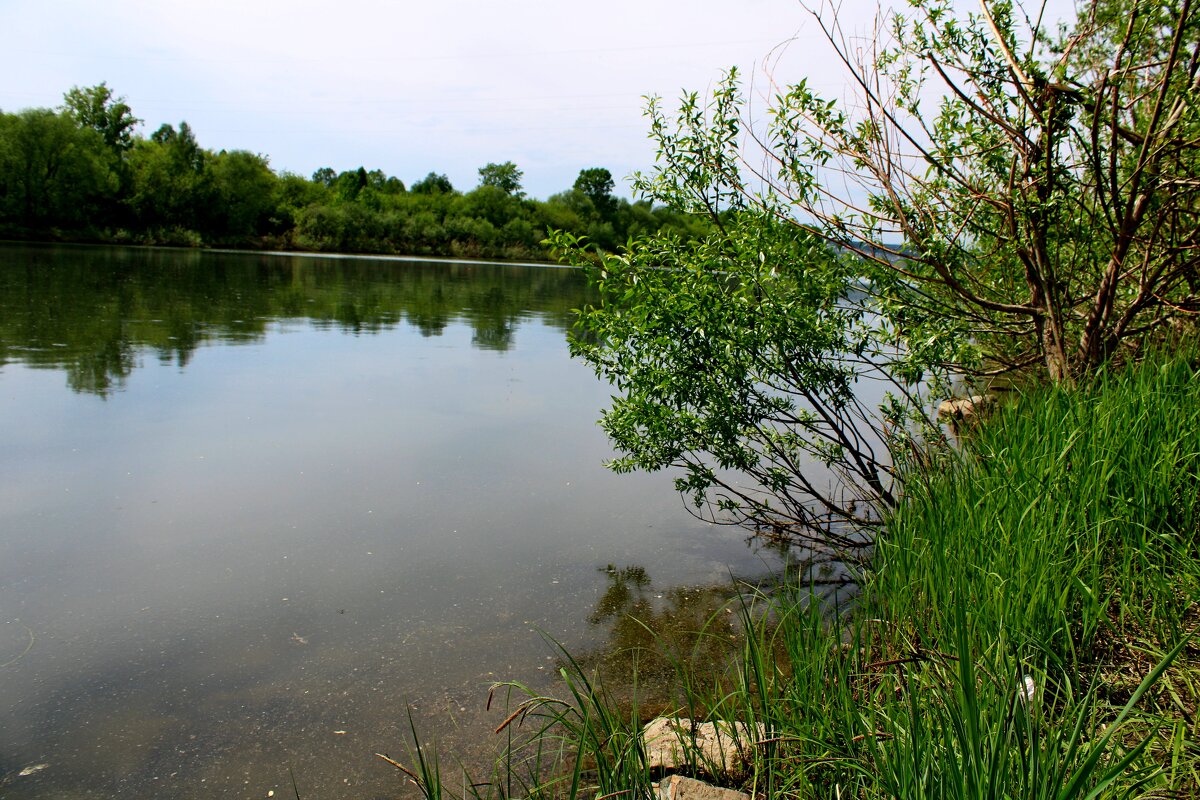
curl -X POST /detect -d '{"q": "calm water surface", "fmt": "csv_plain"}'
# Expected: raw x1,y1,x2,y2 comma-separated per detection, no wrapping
0,244,780,799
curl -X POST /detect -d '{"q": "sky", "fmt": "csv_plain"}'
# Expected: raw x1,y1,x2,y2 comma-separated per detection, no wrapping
0,0,877,199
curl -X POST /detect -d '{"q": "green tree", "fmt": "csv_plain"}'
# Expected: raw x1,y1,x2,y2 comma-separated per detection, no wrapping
366,168,404,194
334,167,369,202
148,121,205,169
460,184,528,230
272,172,330,234
61,82,140,153
739,0,1199,383
209,149,278,239
540,190,592,235
311,167,336,187
0,108,113,229
477,161,523,196
410,172,455,195
574,167,616,217
127,121,213,233
551,212,899,549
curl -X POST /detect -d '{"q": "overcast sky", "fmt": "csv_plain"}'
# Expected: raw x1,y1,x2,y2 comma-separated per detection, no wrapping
1,0,1073,200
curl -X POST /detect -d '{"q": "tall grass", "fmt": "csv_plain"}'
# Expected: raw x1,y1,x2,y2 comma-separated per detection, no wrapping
876,350,1200,660
386,351,1200,799
857,349,1200,796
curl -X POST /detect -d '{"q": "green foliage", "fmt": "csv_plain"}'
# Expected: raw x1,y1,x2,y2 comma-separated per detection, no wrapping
0,108,115,230
780,0,1199,381
553,65,970,539
271,171,331,232
334,166,369,202
209,150,278,240
410,171,455,195
573,167,616,217
477,160,524,196
367,167,404,194
125,122,214,234
553,207,925,544
311,166,336,187
61,82,140,153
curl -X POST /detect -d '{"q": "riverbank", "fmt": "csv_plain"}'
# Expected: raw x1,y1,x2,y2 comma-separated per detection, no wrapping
396,349,1200,799
0,237,570,270
0,231,568,267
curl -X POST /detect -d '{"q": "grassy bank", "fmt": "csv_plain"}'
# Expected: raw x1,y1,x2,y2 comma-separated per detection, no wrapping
390,351,1200,799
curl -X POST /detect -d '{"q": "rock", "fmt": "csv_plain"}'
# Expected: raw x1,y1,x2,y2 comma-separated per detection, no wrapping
642,717,764,776
937,394,994,426
655,775,750,800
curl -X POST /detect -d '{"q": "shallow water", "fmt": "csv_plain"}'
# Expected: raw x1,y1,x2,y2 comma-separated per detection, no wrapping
0,244,781,799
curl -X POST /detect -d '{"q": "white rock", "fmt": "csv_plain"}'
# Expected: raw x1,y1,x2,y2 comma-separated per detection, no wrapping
937,394,995,425
641,717,764,775
655,775,750,800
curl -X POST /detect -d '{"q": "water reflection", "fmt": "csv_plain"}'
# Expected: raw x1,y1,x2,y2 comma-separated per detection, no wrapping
566,555,860,723
572,565,750,720
0,244,589,394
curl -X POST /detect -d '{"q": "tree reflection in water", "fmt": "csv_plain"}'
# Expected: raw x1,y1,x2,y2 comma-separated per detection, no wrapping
570,565,749,721
567,557,858,724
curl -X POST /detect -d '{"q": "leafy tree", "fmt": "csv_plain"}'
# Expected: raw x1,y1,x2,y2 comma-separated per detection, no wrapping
477,161,524,196
366,168,404,194
0,85,712,260
399,206,447,253
311,167,336,188
721,0,1200,384
556,0,1200,545
410,172,455,195
540,190,592,234
148,122,204,169
574,167,616,217
295,201,386,253
61,83,140,153
551,213,900,550
127,121,212,232
334,167,369,202
272,172,330,233
0,108,113,229
209,149,278,239
461,184,529,229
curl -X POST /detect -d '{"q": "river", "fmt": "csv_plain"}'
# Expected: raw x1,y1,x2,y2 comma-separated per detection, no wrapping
0,243,782,799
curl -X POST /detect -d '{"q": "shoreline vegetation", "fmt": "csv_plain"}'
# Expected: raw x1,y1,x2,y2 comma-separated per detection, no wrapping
0,85,709,263
386,349,1199,800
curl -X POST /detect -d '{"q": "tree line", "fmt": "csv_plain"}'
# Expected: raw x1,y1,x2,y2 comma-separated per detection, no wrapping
0,84,708,259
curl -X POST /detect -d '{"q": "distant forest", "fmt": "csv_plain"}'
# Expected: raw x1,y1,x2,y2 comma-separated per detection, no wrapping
0,83,710,260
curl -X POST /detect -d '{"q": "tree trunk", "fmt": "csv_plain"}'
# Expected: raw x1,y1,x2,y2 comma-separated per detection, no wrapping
1043,321,1070,384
